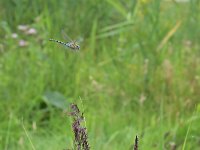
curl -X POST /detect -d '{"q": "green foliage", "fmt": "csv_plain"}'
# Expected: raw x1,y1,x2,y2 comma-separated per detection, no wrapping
0,0,200,149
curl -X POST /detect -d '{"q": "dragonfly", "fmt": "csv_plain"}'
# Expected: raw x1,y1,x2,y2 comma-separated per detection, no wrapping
49,31,80,51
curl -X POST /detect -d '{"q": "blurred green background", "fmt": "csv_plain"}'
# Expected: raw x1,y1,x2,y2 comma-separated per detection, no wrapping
0,0,200,149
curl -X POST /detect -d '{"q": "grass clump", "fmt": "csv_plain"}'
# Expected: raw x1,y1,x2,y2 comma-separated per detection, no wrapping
0,0,200,149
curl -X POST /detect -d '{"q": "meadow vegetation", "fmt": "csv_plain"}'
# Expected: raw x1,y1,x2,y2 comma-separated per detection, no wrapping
0,0,200,149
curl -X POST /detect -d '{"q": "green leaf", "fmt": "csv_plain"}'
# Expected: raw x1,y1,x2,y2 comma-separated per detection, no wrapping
43,91,70,110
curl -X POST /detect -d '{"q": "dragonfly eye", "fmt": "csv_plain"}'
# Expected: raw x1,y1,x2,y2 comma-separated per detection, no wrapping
76,45,80,50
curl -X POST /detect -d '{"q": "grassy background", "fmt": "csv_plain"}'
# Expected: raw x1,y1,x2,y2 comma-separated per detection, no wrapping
0,0,200,149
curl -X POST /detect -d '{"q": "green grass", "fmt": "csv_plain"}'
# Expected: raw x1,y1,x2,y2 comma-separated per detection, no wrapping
0,0,200,149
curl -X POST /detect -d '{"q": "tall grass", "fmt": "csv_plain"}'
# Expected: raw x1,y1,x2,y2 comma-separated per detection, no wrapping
0,0,200,149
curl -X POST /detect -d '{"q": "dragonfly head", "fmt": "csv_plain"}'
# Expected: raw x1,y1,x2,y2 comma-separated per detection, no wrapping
73,41,80,50
68,41,80,50
76,45,80,50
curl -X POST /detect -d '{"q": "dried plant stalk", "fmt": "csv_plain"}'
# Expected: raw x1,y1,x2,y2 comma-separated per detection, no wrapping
68,103,90,150
134,135,138,150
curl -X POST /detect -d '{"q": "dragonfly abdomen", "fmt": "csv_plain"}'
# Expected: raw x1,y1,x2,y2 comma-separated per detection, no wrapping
49,39,68,46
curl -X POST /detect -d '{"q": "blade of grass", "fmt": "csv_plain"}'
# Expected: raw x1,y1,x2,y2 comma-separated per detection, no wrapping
182,107,197,150
97,27,131,39
79,96,87,128
106,0,127,18
157,21,182,51
5,113,12,150
97,20,134,39
22,119,36,150
100,20,134,32
90,19,98,50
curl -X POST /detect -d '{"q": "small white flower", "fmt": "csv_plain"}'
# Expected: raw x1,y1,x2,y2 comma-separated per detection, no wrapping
26,28,37,35
11,33,18,39
18,25,28,31
19,40,28,47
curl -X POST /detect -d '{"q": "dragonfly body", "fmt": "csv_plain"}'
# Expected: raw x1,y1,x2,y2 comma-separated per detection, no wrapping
49,39,80,50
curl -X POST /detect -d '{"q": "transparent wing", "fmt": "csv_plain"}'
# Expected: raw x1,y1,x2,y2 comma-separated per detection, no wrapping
61,30,72,42
76,36,84,43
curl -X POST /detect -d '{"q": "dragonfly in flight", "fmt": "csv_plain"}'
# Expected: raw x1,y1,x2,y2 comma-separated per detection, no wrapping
49,31,80,51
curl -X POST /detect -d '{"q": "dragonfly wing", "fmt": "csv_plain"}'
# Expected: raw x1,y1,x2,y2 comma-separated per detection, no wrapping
61,30,72,42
